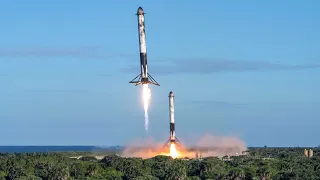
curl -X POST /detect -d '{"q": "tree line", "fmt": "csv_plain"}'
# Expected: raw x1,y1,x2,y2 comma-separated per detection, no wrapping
0,147,319,179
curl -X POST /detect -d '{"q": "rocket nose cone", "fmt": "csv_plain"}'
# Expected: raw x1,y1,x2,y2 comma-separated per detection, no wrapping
169,91,174,97
137,7,144,15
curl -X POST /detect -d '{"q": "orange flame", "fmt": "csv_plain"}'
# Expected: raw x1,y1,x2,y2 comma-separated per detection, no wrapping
170,143,178,159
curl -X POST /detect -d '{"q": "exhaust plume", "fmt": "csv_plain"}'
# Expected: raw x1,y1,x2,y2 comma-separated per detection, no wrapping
195,133,247,157
121,133,247,159
121,137,164,158
142,84,151,131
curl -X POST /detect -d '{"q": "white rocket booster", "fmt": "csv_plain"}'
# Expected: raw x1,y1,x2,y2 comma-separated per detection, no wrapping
169,91,176,143
137,7,147,79
129,7,160,86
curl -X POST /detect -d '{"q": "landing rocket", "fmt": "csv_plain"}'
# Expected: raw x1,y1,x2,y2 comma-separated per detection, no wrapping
129,7,160,86
169,91,176,143
164,91,181,147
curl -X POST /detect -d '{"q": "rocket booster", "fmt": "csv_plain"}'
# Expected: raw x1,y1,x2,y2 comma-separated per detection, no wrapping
137,7,148,80
129,7,160,86
169,91,176,143
164,91,180,147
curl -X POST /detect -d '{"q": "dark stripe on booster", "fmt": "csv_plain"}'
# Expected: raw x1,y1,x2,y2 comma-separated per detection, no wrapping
140,53,148,66
170,122,175,132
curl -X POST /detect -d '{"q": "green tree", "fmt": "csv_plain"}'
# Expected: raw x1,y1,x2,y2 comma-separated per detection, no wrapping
101,155,125,173
70,162,86,178
199,157,227,179
132,175,159,180
79,156,97,162
165,160,187,180
95,167,122,180
47,163,69,180
228,167,245,180
34,162,53,179
187,160,201,177
122,158,144,179
150,155,172,179
7,166,27,180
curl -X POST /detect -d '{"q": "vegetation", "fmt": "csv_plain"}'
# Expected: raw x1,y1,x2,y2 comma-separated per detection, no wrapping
0,147,319,179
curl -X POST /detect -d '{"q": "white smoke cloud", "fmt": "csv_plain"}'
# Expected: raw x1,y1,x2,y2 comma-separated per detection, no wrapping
121,133,247,159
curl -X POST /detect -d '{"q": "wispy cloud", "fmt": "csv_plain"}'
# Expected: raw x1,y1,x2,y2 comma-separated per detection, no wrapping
0,46,98,58
96,73,113,77
23,89,111,94
121,58,320,75
0,73,113,77
0,46,132,77
23,89,91,93
0,46,132,60
187,100,247,108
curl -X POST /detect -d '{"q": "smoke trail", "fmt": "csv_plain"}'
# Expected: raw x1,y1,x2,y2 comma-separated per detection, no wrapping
144,110,149,131
142,84,151,131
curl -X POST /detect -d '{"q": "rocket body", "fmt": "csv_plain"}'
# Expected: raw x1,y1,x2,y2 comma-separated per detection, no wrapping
164,91,180,147
129,7,160,86
137,7,148,82
169,91,176,143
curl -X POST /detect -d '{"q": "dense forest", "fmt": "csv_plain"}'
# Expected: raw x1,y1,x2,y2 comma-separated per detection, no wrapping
0,147,319,180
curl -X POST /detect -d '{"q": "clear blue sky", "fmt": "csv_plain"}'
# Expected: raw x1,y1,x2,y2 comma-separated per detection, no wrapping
0,0,319,147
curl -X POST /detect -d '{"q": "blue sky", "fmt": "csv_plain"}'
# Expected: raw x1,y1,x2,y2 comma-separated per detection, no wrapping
0,0,319,147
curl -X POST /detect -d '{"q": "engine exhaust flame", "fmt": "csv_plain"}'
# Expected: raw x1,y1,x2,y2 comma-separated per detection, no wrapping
169,143,178,159
142,84,151,131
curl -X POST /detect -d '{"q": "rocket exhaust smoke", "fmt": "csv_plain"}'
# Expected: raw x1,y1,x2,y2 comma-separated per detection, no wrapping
121,134,247,159
142,84,151,131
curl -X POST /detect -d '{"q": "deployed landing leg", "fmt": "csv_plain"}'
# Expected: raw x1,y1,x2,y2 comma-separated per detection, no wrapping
129,73,160,86
163,138,182,148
